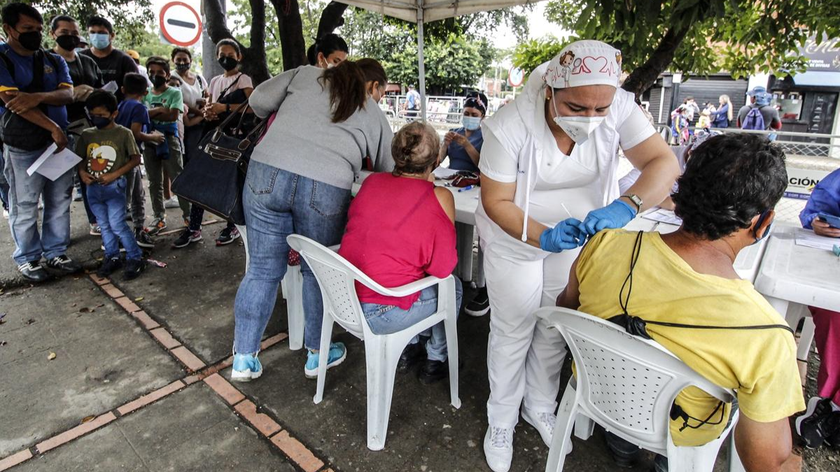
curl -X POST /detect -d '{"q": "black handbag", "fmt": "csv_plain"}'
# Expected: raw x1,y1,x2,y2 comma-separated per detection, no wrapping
172,106,266,225
0,49,58,151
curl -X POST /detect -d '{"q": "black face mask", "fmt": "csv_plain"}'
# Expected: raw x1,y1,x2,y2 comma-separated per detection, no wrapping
218,56,238,71
151,75,167,89
16,30,42,52
55,34,80,51
175,62,191,73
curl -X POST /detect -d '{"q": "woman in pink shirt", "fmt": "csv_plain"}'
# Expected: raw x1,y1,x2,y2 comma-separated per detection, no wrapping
339,122,463,384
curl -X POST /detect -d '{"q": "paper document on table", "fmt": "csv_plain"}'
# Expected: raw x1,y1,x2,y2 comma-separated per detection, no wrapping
642,209,682,226
795,229,839,252
26,144,82,181
433,167,459,179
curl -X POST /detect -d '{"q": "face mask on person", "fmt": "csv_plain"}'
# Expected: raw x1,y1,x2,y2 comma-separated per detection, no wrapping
463,116,481,131
151,75,167,89
175,62,190,73
55,34,80,51
91,116,112,129
218,56,238,71
551,90,605,145
89,33,110,50
15,30,42,52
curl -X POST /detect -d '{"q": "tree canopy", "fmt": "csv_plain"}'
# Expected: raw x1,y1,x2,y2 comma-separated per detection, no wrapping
514,0,840,97
29,0,154,47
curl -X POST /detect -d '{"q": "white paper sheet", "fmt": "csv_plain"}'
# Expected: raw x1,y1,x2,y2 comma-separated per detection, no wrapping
641,209,682,226
433,167,459,179
26,144,82,181
795,229,840,252
102,81,118,93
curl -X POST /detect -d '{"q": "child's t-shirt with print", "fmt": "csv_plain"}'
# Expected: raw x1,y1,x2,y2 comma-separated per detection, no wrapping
143,86,183,125
75,125,140,179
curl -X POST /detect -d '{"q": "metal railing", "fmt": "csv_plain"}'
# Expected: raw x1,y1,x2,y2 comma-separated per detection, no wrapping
662,126,840,159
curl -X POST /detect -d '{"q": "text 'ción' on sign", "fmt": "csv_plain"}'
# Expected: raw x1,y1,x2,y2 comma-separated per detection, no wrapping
159,1,202,47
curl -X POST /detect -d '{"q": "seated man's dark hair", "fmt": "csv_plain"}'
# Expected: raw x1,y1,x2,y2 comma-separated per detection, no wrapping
123,73,148,96
85,90,118,113
673,133,787,240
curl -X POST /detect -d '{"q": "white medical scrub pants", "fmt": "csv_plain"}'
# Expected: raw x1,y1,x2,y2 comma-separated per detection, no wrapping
483,238,579,428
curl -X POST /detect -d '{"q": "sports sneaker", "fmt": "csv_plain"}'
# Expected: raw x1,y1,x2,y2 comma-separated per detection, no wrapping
231,353,263,382
465,287,490,317
135,228,155,249
123,258,146,281
89,224,101,236
797,397,840,449
73,188,83,202
3,208,8,219
216,226,241,246
97,257,123,278
164,196,180,209
484,426,514,472
148,217,167,235
45,255,82,274
18,260,48,282
522,407,556,447
304,342,347,379
172,228,202,248
397,341,426,373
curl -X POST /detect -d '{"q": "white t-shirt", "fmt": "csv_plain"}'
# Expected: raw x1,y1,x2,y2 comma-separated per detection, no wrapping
172,70,207,110
208,73,254,103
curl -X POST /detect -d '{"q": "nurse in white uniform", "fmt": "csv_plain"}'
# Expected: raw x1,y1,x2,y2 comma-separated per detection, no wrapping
478,40,680,472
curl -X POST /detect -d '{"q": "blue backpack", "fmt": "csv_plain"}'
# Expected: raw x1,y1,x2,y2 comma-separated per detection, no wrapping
741,107,765,130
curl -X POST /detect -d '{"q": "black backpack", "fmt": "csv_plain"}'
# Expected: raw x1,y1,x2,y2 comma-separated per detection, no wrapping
0,49,62,151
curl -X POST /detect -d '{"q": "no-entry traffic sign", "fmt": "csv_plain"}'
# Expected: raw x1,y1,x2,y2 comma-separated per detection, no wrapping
508,67,525,88
160,1,202,47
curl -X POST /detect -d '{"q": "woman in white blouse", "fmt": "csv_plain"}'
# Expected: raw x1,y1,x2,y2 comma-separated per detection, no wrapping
477,40,680,472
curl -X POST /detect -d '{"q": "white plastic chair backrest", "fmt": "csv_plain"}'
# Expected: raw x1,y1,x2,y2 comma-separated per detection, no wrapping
536,307,735,451
287,234,406,340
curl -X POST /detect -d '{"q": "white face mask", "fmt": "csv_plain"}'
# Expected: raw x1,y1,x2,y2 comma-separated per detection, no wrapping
550,90,606,145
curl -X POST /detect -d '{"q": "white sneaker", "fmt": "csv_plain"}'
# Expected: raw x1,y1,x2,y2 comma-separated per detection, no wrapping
164,197,180,209
522,407,556,447
484,426,514,472
2,209,8,219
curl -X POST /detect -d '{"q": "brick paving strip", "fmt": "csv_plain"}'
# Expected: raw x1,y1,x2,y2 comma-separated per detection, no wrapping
0,273,332,472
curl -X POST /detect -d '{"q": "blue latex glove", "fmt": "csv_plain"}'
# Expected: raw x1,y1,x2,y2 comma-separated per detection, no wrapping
540,218,587,253
581,199,637,236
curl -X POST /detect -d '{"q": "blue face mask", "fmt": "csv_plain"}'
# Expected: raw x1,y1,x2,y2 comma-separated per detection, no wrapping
89,33,110,50
752,210,774,245
463,116,481,131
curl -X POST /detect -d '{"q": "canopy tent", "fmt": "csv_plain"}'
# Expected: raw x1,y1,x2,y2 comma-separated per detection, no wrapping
336,0,533,121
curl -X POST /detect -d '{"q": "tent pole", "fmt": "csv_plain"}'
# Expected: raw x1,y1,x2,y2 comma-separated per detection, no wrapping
417,0,427,122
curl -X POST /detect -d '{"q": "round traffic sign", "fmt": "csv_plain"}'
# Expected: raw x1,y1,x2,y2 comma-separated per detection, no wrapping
508,67,525,87
160,1,202,47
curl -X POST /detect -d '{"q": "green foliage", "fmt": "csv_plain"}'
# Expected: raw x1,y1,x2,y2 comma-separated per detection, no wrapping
384,33,487,94
543,0,840,81
112,28,174,62
29,0,154,46
511,37,568,76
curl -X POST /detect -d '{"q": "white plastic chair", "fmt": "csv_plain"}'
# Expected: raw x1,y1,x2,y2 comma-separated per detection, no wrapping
534,307,743,472
287,234,461,451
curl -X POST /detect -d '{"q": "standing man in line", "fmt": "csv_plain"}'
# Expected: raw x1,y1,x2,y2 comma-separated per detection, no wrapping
0,3,81,282
80,16,137,102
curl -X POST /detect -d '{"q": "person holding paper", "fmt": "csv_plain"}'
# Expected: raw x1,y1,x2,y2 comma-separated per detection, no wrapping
77,91,145,280
0,3,80,283
796,167,840,450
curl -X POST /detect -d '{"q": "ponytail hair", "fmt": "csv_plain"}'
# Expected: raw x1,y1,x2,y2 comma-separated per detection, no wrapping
319,60,368,123
392,122,441,176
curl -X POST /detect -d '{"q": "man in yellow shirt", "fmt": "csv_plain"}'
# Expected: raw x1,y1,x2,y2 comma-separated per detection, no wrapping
557,133,805,472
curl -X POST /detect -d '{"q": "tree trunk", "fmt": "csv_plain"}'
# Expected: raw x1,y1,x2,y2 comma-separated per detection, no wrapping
269,0,307,70
202,0,271,83
621,24,691,99
316,2,349,38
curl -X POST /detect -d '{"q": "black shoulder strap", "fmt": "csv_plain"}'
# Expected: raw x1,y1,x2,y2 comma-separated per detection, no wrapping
218,74,243,101
0,50,15,81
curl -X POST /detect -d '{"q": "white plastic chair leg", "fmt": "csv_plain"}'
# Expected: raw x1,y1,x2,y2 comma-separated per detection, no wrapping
364,336,400,451
546,379,577,472
313,314,334,405
282,264,304,351
666,410,735,472
441,279,461,409
573,414,594,440
798,316,816,361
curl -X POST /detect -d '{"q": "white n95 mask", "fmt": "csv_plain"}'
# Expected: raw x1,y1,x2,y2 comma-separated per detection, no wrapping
554,115,605,144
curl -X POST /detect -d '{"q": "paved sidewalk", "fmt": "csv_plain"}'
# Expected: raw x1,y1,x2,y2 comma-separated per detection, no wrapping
0,196,831,471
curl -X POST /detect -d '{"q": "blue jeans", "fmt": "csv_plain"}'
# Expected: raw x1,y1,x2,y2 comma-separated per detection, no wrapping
361,280,463,362
0,150,9,210
3,144,73,265
234,161,351,354
87,178,142,260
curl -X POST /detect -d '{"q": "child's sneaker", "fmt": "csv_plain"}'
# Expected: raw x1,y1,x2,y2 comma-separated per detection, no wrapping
304,342,347,379
97,257,123,278
89,223,101,236
148,217,167,235
123,258,146,280
135,228,155,249
172,228,202,248
216,226,240,246
231,353,263,382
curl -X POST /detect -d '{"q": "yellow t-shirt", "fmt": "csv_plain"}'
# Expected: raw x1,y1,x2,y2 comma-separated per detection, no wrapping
575,229,804,446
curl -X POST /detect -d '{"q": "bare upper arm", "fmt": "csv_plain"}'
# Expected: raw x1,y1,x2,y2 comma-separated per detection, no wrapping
556,255,582,309
480,174,517,214
622,132,673,171
434,187,455,224
733,414,792,472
